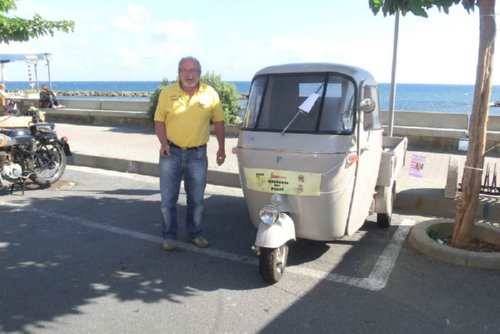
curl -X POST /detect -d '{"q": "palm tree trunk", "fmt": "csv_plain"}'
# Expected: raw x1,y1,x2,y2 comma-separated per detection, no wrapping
452,0,496,249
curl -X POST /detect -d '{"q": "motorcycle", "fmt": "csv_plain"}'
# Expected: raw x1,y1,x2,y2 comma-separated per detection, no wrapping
0,110,71,193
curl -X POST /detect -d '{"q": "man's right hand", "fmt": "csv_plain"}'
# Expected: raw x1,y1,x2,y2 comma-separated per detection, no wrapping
160,144,170,156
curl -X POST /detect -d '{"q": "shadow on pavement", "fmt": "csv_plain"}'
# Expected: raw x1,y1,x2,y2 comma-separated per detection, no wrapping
0,188,262,332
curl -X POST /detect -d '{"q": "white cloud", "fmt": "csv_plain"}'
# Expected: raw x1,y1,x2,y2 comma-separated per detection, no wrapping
127,3,151,21
152,21,196,41
0,43,33,54
114,48,142,66
111,3,151,33
112,17,145,33
270,36,335,59
269,36,383,66
92,25,108,33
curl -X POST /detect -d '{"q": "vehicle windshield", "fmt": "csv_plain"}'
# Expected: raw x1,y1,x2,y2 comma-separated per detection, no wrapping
242,73,357,134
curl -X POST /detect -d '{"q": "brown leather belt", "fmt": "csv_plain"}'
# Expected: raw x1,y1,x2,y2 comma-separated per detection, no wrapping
168,141,206,150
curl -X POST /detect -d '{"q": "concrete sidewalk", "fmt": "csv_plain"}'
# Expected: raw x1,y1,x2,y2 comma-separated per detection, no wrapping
55,122,500,220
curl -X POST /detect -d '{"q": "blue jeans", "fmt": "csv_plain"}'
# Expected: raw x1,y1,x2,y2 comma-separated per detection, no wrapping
159,145,208,240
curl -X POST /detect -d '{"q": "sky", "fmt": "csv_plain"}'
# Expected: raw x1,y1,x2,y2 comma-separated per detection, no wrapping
1,0,500,84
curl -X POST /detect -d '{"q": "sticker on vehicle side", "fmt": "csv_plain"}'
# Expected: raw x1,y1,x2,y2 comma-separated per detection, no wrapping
244,167,321,196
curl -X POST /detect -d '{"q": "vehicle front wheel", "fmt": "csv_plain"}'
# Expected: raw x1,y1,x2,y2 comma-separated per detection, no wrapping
259,244,289,284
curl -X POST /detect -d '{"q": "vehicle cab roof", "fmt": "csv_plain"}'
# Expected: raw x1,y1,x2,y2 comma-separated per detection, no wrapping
254,62,377,85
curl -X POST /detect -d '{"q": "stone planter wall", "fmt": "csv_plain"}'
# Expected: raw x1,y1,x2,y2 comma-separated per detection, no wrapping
408,220,500,270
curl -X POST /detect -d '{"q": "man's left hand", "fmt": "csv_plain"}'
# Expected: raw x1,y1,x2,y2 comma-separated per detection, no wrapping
216,149,226,166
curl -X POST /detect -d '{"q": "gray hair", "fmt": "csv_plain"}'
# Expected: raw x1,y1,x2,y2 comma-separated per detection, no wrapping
178,56,202,74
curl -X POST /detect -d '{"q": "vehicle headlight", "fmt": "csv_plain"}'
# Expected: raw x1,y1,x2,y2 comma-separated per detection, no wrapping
259,205,280,225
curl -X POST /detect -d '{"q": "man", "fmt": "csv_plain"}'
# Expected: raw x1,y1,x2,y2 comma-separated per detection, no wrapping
39,85,64,109
154,56,226,251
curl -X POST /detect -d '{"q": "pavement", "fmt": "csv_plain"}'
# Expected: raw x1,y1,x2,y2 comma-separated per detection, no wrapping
53,122,500,268
2,167,499,333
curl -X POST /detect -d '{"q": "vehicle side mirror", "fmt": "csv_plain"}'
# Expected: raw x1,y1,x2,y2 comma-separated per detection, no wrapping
359,98,375,113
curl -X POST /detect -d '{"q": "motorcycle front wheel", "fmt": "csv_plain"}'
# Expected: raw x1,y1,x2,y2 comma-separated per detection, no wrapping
32,142,67,187
259,244,289,284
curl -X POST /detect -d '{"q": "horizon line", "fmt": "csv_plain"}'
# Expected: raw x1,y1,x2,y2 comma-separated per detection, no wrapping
0,80,493,86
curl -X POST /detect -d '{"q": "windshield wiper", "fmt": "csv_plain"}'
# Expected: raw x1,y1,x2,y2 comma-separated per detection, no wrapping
281,84,323,135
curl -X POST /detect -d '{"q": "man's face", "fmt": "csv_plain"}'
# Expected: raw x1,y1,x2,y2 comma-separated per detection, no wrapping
179,60,201,89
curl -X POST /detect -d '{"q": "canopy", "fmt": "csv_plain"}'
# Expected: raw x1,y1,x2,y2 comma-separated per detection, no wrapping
0,53,51,64
0,53,52,89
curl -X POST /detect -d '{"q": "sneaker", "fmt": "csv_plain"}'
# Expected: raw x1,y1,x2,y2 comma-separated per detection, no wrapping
190,237,209,248
163,239,177,251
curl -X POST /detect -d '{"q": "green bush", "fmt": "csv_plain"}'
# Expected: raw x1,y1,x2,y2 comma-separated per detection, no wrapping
201,72,242,124
147,78,170,120
148,73,242,124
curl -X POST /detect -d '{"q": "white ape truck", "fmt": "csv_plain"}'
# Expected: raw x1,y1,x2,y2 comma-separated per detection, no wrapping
236,63,408,283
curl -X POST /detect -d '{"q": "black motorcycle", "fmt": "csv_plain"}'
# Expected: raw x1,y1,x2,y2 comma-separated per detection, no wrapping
0,112,71,193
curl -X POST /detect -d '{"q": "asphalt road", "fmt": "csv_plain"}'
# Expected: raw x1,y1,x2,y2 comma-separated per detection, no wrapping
0,166,499,334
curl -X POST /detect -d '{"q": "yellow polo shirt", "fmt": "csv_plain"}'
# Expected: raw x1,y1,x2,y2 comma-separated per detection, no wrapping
154,82,224,148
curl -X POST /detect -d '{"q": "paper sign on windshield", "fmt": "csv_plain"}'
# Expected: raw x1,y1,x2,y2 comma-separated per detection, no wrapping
298,93,319,113
244,168,321,196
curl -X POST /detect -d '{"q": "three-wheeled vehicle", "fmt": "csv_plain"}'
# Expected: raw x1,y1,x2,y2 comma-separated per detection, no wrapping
236,63,407,283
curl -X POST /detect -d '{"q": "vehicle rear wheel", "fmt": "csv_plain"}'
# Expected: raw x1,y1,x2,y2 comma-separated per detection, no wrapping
377,182,396,228
259,244,289,284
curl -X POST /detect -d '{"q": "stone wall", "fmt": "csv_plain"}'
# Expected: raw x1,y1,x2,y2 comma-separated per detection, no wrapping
41,98,500,153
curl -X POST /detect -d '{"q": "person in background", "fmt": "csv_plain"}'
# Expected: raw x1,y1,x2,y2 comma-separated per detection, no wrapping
154,56,226,251
0,84,7,114
39,85,64,109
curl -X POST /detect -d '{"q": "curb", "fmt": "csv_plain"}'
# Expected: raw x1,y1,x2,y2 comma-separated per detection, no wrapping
71,153,159,177
72,153,436,210
395,191,458,217
408,219,500,270
396,191,500,222
70,153,499,220
71,153,242,189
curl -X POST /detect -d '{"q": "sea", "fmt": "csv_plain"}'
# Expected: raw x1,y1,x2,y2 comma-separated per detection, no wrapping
5,81,500,116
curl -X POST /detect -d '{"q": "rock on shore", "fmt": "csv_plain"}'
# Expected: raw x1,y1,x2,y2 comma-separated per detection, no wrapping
56,91,152,98
56,90,248,100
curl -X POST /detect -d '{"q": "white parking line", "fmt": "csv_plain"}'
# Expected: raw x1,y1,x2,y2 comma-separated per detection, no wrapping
5,203,414,291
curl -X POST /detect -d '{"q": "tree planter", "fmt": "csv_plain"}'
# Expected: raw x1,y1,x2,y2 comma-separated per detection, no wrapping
408,220,500,270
